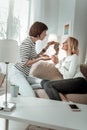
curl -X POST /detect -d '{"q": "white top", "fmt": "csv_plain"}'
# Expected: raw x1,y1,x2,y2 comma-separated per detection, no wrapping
55,54,84,79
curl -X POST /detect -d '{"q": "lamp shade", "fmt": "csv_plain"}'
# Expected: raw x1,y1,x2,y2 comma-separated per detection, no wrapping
0,39,20,63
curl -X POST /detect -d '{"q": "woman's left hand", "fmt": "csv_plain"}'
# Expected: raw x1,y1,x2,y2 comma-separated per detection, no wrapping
47,41,56,47
51,55,58,64
40,55,51,60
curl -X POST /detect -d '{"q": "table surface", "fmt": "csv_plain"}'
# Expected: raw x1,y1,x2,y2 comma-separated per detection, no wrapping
0,94,87,130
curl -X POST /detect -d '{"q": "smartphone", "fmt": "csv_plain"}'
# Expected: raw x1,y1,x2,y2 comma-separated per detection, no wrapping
69,104,81,111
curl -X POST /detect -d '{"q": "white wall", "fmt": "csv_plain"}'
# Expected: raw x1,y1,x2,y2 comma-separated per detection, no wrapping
30,0,59,34
44,0,59,34
30,0,59,52
58,0,75,35
58,0,87,63
29,0,87,63
73,0,87,63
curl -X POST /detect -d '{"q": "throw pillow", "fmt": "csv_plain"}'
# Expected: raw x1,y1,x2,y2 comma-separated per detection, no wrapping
30,61,63,80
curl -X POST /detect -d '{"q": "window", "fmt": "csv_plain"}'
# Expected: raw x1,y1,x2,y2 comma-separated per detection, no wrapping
0,0,30,44
0,0,9,39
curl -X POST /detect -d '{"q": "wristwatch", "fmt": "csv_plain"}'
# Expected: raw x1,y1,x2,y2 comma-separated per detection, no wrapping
42,49,46,52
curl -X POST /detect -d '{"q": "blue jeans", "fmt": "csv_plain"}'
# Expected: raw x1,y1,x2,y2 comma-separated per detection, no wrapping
8,65,37,96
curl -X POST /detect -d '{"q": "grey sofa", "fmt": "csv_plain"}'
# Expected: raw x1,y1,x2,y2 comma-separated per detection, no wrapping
0,64,87,104
34,64,87,104
61,64,87,104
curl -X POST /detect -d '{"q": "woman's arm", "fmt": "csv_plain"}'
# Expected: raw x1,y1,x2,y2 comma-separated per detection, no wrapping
23,57,42,66
51,55,59,64
37,41,55,56
20,40,51,67
24,55,51,67
58,54,79,79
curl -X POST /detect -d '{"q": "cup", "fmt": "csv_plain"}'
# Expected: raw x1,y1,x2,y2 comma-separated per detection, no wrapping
10,85,19,97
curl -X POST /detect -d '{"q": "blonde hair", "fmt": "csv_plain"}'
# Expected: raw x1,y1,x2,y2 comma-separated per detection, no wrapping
68,37,79,55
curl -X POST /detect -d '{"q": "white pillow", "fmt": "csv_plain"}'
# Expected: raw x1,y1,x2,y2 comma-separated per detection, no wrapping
30,61,63,80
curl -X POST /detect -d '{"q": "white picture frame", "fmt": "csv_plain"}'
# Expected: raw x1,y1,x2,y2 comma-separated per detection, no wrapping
63,22,71,35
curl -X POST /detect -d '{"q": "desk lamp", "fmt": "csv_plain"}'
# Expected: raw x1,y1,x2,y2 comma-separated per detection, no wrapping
0,39,19,111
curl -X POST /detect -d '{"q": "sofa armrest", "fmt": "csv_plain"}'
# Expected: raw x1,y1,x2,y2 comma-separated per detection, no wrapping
34,89,49,99
60,93,87,104
80,64,87,79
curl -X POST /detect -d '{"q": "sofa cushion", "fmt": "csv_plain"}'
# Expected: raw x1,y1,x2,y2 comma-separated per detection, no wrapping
33,64,87,105
34,89,49,99
30,61,63,80
65,94,87,104
80,64,87,79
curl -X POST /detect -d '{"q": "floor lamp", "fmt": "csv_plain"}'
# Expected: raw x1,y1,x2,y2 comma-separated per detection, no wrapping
0,39,19,111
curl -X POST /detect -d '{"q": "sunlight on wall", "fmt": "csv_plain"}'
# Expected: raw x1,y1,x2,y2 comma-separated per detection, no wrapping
46,33,58,56
13,0,29,43
58,35,67,60
36,34,67,60
47,34,67,59
47,33,58,42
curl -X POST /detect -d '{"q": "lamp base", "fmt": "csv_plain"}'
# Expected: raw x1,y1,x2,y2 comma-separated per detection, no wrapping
3,102,16,112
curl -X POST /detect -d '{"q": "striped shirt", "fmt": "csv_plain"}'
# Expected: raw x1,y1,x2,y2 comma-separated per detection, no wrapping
15,36,37,77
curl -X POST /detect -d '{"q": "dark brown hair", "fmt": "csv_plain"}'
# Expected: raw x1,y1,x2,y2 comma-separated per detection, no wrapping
29,21,48,37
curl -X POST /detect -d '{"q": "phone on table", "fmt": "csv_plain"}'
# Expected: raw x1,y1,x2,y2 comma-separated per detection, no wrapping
69,104,81,111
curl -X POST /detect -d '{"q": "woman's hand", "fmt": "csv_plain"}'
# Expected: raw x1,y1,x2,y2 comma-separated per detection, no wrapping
40,55,51,60
38,41,56,56
51,55,58,64
42,54,50,57
47,41,56,47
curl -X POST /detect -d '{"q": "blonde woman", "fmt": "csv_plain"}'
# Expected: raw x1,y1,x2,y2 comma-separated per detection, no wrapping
55,36,81,79
41,37,87,100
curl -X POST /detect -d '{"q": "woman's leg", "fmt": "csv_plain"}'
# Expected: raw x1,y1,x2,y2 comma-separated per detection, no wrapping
27,75,42,85
43,80,62,100
40,79,61,100
40,79,50,88
52,78,87,94
43,78,87,100
8,66,36,97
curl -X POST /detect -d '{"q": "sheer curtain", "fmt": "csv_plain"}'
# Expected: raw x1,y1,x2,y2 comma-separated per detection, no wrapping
0,0,30,44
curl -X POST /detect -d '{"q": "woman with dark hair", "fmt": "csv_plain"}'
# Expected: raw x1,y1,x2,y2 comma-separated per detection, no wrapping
9,21,55,96
41,37,87,100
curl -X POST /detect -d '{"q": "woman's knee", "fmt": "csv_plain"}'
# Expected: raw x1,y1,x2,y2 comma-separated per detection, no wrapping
40,79,49,88
44,81,52,90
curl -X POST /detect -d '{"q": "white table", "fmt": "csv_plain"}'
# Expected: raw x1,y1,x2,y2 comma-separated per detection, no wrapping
0,94,87,130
